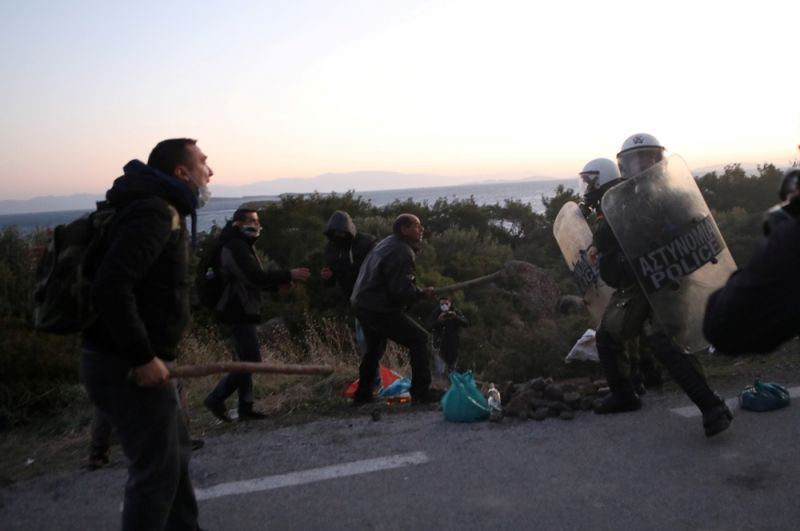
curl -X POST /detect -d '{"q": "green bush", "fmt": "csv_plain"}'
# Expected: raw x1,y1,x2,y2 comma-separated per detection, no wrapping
0,166,789,431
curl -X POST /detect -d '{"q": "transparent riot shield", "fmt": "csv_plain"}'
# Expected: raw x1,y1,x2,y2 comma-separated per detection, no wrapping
600,155,737,353
553,201,613,327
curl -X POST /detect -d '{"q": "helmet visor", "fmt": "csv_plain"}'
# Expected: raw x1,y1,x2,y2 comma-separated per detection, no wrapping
617,147,664,179
578,171,600,197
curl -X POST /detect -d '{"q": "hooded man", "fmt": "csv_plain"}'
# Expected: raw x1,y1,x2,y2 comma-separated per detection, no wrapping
320,211,384,389
320,210,377,297
80,138,211,530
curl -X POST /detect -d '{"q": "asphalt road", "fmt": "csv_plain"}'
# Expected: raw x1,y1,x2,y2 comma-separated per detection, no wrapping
3,379,800,530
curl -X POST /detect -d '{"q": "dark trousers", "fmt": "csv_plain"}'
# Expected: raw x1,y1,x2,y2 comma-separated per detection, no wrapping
90,382,192,458
208,323,261,407
89,407,113,457
354,308,431,399
80,350,198,531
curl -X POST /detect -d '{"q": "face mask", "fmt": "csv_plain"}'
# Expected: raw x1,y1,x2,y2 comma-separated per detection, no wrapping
440,303,451,312
196,185,211,209
240,225,261,238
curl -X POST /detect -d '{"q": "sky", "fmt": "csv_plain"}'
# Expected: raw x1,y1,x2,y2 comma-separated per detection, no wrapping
1,0,798,201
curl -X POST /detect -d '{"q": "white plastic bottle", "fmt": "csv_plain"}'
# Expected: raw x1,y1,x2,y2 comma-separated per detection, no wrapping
487,383,502,422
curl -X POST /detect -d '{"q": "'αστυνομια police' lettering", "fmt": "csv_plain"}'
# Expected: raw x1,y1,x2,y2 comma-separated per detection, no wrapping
634,216,725,293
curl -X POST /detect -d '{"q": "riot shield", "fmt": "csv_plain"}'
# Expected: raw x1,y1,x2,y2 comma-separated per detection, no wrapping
600,155,736,353
553,201,613,327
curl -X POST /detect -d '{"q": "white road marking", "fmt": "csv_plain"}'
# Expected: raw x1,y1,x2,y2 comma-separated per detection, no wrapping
194,451,430,501
670,385,800,418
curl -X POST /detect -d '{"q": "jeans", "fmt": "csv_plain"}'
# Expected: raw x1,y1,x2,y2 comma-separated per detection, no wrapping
80,349,199,531
208,323,261,407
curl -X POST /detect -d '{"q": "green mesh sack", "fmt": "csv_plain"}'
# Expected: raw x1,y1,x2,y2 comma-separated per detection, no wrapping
442,371,490,423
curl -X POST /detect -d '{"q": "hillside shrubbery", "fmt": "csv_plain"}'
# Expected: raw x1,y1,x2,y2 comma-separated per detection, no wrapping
0,164,790,429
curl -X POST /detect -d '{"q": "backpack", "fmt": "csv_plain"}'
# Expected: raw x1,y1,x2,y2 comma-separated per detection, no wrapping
32,202,116,334
738,380,791,412
195,238,226,311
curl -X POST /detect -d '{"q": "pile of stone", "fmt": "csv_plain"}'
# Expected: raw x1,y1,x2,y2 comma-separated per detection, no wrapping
492,377,607,421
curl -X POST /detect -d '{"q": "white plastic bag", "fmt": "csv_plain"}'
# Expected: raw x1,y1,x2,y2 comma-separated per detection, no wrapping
565,328,599,363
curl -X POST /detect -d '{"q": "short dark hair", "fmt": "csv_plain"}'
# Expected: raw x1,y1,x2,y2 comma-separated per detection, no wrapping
233,208,258,223
392,213,418,235
147,138,197,175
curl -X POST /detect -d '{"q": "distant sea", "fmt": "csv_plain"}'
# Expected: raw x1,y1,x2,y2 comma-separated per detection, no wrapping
0,178,575,236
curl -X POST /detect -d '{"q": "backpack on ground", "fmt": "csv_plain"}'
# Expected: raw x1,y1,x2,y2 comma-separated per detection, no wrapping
32,202,116,334
738,380,790,412
195,238,225,311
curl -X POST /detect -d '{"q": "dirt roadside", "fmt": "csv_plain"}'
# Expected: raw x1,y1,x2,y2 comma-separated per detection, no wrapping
2,340,799,486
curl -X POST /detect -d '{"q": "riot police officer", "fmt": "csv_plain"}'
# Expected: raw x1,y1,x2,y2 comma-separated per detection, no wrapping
589,134,732,437
578,158,662,394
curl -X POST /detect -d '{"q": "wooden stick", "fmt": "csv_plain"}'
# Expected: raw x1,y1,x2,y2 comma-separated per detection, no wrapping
432,270,503,295
432,260,531,295
169,362,334,379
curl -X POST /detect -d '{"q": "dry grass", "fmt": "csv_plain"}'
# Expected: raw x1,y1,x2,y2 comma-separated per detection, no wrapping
4,315,797,486
166,315,415,440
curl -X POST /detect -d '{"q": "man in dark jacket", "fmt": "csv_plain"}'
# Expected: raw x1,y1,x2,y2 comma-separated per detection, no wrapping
204,208,310,421
80,138,211,530
320,210,383,388
426,296,469,376
320,210,376,296
350,213,438,404
762,169,800,236
704,214,800,354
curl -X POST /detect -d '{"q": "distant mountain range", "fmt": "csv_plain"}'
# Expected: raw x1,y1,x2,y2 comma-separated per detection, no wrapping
209,171,460,198
0,171,546,216
0,193,107,216
0,164,779,216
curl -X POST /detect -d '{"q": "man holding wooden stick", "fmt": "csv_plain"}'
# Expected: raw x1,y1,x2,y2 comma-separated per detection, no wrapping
350,213,440,405
80,138,211,530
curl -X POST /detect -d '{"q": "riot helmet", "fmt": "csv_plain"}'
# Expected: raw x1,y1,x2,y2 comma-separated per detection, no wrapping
616,133,666,179
578,158,621,212
778,169,800,201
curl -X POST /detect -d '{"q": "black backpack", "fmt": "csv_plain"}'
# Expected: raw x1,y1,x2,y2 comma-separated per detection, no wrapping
32,202,116,334
195,239,226,311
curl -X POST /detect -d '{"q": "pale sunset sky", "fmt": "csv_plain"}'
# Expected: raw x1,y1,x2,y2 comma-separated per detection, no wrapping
1,0,798,200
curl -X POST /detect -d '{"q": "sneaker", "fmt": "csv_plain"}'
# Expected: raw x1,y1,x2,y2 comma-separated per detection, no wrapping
204,397,232,423
703,403,733,437
237,403,267,421
593,393,642,414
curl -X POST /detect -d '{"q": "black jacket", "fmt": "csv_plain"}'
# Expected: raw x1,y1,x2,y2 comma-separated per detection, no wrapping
83,160,198,366
323,211,376,297
703,217,800,354
350,234,422,313
215,223,292,324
